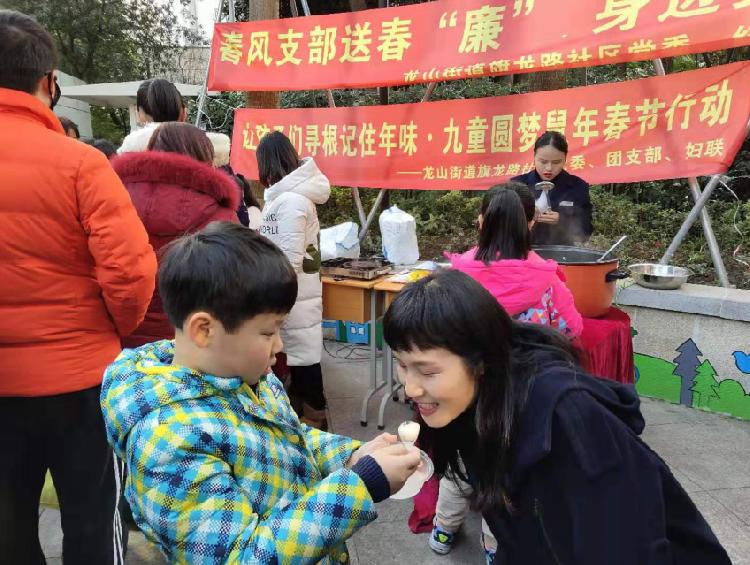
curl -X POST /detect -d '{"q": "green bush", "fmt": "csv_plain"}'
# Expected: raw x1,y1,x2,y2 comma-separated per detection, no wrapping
320,187,482,259
590,186,749,288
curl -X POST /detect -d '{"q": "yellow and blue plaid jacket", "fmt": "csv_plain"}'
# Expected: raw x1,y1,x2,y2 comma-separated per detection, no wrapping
101,340,376,564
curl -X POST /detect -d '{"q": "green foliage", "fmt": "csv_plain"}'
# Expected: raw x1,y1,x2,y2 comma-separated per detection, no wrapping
318,177,749,284
319,187,482,258
635,354,682,404
91,107,126,144
281,76,517,111
711,379,750,420
8,0,202,140
190,92,247,137
7,0,202,83
589,185,750,289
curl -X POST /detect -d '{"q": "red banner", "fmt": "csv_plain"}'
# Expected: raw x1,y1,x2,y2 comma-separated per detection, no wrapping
231,62,750,190
209,0,750,91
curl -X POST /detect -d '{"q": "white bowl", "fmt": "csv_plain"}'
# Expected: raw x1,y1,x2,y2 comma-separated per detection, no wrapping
390,449,434,500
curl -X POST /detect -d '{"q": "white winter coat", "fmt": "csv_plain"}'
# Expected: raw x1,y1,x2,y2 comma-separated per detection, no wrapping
260,158,330,366
117,122,159,154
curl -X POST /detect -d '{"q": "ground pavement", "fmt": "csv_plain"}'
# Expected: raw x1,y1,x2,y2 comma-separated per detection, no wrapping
39,345,750,564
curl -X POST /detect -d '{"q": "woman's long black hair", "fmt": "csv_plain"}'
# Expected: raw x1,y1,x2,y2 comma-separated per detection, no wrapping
383,270,579,512
256,131,301,187
475,185,530,262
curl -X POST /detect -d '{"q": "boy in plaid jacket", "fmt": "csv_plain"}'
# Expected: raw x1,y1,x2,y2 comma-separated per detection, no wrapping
101,222,420,564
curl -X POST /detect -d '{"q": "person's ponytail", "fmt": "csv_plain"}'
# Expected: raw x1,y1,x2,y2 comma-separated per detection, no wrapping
146,78,185,123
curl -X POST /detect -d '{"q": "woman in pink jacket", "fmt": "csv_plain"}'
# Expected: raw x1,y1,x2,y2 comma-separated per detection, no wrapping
447,183,582,338
433,183,583,562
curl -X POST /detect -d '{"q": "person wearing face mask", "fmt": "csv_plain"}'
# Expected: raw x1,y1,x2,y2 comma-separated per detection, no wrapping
512,131,593,246
0,10,157,564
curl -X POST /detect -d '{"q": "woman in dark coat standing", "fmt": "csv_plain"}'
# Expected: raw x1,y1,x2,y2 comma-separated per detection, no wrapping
384,270,730,565
512,131,593,246
112,122,239,348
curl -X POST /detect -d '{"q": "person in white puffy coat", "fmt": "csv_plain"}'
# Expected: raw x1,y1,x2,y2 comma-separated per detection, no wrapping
257,131,331,429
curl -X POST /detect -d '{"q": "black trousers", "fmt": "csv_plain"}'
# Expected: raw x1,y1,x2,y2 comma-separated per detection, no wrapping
0,386,127,565
289,363,327,410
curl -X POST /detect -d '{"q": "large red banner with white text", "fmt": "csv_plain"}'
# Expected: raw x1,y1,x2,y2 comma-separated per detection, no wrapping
231,62,750,190
209,0,750,91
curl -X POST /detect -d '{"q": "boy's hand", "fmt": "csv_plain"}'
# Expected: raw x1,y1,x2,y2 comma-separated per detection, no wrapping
347,433,398,468
368,443,422,494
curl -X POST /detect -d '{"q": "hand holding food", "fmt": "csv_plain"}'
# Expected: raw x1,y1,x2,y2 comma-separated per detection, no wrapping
347,433,398,468
369,443,422,494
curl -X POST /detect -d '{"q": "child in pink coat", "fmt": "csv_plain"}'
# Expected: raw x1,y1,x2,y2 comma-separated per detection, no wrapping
447,182,582,339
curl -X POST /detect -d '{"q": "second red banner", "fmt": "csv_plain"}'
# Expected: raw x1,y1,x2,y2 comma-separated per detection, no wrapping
231,62,750,191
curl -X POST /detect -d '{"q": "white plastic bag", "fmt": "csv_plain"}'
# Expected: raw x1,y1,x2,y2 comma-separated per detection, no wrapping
379,205,419,265
320,221,360,261
535,191,551,213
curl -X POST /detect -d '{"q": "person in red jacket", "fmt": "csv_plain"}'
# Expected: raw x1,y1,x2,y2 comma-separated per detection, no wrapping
111,122,240,348
0,10,157,565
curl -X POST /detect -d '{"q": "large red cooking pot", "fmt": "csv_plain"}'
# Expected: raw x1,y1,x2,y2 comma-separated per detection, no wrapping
533,246,629,318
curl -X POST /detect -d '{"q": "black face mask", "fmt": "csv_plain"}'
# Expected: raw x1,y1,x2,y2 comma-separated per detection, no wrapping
47,73,61,110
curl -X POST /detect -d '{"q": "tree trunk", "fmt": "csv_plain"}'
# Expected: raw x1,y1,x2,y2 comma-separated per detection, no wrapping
527,70,567,92
246,0,280,206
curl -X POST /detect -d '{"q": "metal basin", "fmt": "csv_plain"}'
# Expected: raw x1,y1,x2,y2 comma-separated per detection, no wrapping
628,263,691,290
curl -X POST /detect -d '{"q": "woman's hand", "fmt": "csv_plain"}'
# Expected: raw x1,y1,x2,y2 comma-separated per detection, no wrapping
537,211,560,224
347,433,399,468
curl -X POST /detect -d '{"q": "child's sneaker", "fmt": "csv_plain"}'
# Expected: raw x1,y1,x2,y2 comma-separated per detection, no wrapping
481,532,497,564
428,523,456,555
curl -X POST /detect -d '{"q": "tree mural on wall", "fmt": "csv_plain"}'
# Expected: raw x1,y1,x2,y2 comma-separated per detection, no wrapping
635,343,750,421
690,360,720,408
672,339,703,407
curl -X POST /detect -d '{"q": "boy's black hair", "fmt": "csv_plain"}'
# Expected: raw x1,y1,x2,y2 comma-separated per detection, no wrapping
159,222,298,332
0,10,57,94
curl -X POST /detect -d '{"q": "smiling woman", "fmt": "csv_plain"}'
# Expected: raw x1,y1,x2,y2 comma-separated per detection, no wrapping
393,347,476,428
383,269,730,565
